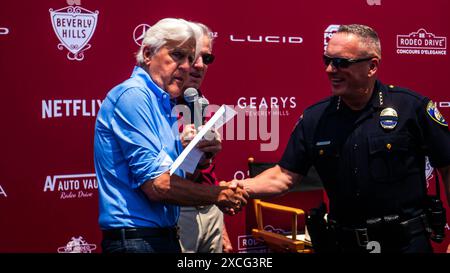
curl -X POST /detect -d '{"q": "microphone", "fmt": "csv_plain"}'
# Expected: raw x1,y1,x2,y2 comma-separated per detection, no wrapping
183,88,213,160
183,87,202,130
198,96,210,124
197,96,213,160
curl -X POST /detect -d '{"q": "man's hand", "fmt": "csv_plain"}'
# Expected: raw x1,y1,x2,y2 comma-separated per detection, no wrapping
180,124,196,148
216,181,249,215
180,124,222,155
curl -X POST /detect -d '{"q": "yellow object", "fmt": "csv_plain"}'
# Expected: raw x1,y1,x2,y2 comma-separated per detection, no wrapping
248,157,313,253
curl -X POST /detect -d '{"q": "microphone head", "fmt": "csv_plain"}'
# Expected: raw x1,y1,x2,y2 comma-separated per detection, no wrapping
198,97,209,107
184,87,199,103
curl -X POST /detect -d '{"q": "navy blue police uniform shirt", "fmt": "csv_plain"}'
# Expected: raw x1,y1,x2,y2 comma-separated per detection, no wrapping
280,80,450,226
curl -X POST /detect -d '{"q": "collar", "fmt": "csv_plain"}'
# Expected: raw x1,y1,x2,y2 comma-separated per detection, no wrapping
331,79,387,112
131,66,171,101
371,80,388,110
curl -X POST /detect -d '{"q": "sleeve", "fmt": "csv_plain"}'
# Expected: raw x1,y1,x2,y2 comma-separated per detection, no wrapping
278,116,312,176
111,88,173,188
418,98,450,168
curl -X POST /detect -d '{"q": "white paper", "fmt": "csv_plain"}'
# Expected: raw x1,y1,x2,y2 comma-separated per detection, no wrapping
170,105,237,175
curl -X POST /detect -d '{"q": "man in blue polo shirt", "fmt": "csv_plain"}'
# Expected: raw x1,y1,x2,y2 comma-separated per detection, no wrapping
94,18,248,253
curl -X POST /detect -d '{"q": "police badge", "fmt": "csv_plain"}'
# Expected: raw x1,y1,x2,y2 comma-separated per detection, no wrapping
379,108,398,130
426,101,448,127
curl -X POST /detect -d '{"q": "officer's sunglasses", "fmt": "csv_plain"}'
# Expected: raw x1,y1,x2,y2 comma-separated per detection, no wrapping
200,53,215,65
323,54,375,69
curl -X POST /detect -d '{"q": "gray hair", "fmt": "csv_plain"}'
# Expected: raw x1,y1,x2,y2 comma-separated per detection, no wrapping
337,24,381,59
196,22,214,51
136,18,204,66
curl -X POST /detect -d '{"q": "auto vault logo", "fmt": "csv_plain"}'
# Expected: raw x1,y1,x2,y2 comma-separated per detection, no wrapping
397,28,447,55
57,236,97,253
0,184,7,198
49,1,99,61
43,173,98,199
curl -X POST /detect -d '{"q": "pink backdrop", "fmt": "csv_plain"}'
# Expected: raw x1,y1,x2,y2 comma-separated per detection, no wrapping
0,0,449,253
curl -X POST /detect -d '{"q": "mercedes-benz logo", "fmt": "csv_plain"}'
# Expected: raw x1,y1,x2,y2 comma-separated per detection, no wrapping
133,24,151,46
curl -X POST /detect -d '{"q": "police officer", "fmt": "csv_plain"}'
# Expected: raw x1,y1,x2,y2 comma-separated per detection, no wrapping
233,24,450,253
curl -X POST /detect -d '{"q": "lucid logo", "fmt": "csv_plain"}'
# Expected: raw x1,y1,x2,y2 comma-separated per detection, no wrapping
367,0,381,5
230,34,303,44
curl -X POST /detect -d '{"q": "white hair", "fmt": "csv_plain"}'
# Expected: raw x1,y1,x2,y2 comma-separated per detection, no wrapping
136,18,204,66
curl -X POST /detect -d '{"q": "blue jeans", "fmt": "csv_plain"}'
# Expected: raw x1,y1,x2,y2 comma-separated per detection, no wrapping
102,234,181,253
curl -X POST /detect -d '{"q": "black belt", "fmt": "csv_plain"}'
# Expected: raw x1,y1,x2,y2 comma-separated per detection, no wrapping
102,227,178,240
330,214,429,247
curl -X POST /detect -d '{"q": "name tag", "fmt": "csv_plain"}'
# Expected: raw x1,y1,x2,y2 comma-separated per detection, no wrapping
316,141,331,146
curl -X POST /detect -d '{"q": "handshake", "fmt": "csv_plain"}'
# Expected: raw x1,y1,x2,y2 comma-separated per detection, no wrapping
216,180,249,216
181,124,249,216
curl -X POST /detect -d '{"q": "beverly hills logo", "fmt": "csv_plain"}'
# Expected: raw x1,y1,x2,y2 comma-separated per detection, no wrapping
43,173,98,199
49,0,99,61
397,28,447,55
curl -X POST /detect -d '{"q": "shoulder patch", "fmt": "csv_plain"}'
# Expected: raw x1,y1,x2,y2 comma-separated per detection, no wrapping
426,100,448,127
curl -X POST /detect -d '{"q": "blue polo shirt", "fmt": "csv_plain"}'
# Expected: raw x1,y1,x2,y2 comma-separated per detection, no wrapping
94,66,184,229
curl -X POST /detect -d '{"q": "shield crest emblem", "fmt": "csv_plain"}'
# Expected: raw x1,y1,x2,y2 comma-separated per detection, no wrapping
49,5,99,61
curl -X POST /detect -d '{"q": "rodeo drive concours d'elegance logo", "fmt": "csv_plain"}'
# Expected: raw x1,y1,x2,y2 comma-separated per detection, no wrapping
49,2,99,61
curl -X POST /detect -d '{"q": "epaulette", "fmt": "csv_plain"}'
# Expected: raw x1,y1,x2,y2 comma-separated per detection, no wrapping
385,84,424,101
